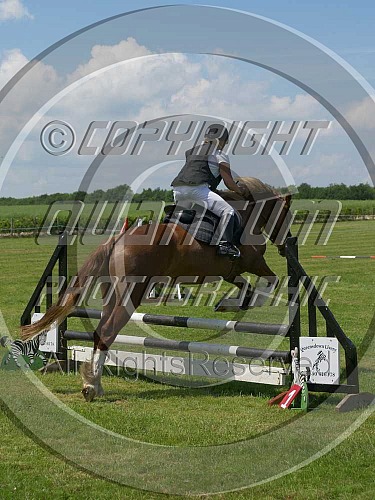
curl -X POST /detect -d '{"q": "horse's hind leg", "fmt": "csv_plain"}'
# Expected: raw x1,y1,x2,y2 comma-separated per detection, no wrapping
81,281,117,400
81,281,147,402
81,306,125,402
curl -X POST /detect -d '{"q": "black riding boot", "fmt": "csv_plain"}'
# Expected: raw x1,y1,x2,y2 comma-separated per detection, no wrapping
213,213,241,258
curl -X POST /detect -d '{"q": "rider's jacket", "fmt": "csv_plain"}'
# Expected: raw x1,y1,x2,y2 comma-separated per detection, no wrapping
171,143,222,190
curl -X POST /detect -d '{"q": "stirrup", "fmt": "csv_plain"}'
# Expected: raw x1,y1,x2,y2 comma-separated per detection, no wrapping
217,242,241,258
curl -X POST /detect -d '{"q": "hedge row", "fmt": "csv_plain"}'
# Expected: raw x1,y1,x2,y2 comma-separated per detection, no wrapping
0,216,140,235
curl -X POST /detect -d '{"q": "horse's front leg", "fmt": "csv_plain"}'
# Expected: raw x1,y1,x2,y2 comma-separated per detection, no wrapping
215,251,279,312
249,257,279,308
214,275,253,312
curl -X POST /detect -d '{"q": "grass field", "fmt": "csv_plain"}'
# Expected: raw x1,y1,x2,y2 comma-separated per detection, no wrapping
0,198,374,219
0,221,374,498
0,203,146,220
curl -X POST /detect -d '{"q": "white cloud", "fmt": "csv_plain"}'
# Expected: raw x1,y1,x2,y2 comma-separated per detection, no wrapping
264,94,319,119
0,0,33,21
290,153,372,186
0,48,28,89
0,38,340,197
68,37,152,82
346,96,375,130
58,37,319,124
130,62,318,124
0,47,60,184
63,42,202,119
0,47,60,108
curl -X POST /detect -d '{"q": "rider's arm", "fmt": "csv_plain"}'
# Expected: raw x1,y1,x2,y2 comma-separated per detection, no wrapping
219,162,245,195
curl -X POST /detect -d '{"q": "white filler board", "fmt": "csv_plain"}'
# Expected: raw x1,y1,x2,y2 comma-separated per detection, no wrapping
31,313,58,353
71,346,288,385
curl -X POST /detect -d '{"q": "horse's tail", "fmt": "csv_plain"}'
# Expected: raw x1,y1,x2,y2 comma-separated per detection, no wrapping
21,238,116,341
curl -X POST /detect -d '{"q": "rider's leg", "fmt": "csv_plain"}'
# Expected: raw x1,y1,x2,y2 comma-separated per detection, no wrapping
172,186,195,209
192,186,240,257
172,185,240,257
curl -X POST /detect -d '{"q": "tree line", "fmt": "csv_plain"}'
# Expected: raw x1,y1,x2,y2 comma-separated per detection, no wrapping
0,182,373,206
292,183,374,200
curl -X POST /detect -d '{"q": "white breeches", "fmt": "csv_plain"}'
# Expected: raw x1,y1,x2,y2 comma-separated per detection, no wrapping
172,184,234,218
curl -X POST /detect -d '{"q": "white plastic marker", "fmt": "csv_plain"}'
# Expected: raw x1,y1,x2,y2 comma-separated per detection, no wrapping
279,348,306,409
312,255,375,259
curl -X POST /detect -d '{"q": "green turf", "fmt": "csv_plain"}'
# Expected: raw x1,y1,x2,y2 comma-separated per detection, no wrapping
0,221,374,498
0,198,374,220
0,203,150,220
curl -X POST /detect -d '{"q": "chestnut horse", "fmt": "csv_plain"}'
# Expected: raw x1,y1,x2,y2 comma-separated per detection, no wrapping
21,177,292,401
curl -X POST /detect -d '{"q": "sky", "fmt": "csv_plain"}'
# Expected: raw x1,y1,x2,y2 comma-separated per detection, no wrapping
0,0,375,197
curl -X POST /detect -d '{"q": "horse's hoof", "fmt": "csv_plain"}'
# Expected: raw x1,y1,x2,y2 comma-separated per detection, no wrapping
251,294,269,308
82,385,96,402
214,302,241,312
96,384,104,397
0,336,9,347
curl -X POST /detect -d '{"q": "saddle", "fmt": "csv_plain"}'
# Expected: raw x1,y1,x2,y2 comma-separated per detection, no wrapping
163,204,242,245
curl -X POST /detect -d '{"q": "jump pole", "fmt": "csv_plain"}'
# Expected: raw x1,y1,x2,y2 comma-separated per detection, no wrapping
63,330,291,361
65,330,290,386
70,308,289,336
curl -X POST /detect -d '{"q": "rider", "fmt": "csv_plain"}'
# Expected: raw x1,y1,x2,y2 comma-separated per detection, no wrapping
171,123,246,258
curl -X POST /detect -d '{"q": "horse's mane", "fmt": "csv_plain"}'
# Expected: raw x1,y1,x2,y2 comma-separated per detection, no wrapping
237,177,278,196
218,177,279,202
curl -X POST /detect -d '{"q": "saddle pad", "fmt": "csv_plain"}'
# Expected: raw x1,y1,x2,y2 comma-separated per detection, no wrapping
163,205,242,245
174,218,216,244
163,213,217,244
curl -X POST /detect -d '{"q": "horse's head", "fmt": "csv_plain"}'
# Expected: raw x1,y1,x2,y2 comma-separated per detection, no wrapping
233,178,293,257
220,177,293,256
